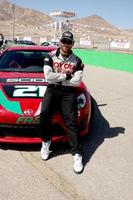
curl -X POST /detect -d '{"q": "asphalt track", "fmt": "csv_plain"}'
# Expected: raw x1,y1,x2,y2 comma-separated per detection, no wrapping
0,65,133,200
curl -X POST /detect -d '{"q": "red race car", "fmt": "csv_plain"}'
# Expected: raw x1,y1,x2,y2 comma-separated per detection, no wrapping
0,45,92,144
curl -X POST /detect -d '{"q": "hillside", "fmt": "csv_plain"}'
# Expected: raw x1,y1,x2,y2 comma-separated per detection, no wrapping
0,0,53,24
0,0,133,43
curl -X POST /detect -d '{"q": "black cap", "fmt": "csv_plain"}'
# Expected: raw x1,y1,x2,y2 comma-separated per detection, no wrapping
60,31,74,42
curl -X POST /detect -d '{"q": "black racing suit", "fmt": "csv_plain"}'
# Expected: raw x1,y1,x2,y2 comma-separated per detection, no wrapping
40,48,84,155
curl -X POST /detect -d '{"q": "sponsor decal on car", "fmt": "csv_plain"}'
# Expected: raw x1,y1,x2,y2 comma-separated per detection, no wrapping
6,78,46,83
16,116,40,124
24,109,34,116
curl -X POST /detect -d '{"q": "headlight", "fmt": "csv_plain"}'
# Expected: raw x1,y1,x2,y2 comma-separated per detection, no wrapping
77,93,86,108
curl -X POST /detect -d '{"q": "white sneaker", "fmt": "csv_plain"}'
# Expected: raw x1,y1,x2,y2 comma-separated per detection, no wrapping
41,140,51,160
73,154,83,174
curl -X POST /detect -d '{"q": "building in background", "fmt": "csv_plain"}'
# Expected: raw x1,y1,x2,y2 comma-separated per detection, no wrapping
50,10,75,40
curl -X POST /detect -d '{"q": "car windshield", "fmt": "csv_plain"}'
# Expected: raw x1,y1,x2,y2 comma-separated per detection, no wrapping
0,49,50,72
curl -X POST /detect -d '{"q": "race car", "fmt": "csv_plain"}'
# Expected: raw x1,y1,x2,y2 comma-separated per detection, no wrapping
0,45,92,144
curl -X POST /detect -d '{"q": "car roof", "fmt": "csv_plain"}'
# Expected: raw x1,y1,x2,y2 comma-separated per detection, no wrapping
5,45,57,51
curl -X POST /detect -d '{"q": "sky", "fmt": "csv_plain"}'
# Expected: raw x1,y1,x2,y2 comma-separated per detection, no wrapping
10,0,133,29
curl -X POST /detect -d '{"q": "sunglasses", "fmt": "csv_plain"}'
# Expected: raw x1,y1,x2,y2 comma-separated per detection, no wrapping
60,39,73,45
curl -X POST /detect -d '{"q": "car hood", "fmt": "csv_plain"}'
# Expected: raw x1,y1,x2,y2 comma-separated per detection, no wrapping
0,72,47,117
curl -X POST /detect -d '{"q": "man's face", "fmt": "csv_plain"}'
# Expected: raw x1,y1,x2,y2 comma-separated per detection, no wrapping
60,38,74,53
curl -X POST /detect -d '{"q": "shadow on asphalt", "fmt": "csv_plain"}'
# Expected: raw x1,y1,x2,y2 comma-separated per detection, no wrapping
0,96,125,166
82,96,125,167
0,142,41,152
0,139,71,161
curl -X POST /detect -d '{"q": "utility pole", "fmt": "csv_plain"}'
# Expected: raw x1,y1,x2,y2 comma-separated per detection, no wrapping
10,3,15,41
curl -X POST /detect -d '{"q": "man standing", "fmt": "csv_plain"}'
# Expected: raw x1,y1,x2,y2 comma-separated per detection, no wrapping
40,31,84,174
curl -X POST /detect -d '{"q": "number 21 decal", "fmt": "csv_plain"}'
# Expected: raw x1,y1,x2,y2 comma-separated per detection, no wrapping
13,85,47,97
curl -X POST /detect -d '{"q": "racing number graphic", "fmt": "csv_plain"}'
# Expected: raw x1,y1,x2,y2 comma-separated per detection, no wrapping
13,85,47,97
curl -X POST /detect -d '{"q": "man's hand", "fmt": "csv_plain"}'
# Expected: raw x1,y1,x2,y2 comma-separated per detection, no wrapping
66,71,72,80
57,68,62,73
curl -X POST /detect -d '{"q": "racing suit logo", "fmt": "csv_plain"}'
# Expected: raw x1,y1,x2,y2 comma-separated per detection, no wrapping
53,62,75,74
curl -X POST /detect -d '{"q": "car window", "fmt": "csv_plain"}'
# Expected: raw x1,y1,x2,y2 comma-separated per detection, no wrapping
0,49,51,72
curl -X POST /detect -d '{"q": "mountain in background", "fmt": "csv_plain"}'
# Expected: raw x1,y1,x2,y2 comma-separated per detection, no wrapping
0,0,53,25
0,0,133,41
73,15,115,29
